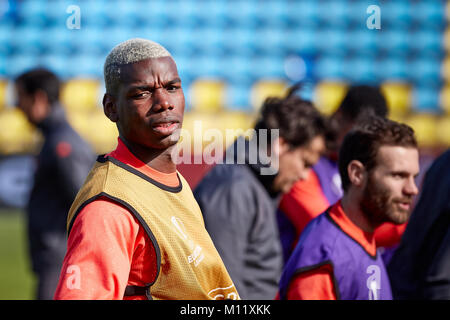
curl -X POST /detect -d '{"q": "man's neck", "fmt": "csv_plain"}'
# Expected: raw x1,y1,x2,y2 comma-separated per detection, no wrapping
120,137,177,174
340,193,375,233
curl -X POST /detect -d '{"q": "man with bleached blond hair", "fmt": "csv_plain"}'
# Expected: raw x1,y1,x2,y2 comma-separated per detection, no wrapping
54,38,239,300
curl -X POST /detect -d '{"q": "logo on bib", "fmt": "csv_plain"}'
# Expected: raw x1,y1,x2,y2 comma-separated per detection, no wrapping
171,216,204,267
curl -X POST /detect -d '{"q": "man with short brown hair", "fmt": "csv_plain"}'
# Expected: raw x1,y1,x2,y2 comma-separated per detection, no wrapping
278,116,420,300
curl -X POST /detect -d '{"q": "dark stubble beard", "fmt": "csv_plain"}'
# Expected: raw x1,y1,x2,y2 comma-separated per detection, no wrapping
360,174,412,228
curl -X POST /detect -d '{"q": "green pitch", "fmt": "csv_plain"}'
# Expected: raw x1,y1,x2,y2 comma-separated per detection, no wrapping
0,209,35,300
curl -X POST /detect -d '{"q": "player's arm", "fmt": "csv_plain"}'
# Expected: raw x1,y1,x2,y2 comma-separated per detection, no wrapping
286,264,337,300
54,198,141,300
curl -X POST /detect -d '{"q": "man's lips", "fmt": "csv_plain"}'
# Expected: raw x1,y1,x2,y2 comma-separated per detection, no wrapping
151,119,180,136
395,199,413,211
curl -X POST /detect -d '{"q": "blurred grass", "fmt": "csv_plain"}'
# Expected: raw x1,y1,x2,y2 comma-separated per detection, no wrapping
0,209,35,300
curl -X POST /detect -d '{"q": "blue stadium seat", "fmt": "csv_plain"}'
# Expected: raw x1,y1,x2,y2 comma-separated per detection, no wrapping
220,54,252,84
197,0,229,28
45,0,71,27
0,54,6,77
99,25,136,53
166,0,202,28
249,54,285,80
346,29,378,55
227,83,250,110
283,27,318,55
71,27,106,55
10,25,43,55
288,0,320,28
256,0,289,28
40,54,69,78
225,0,260,29
188,54,221,79
412,1,446,29
80,0,112,27
222,27,257,56
378,29,410,54
0,23,13,56
253,27,284,55
410,29,444,54
316,29,347,55
409,57,442,86
413,85,440,112
66,54,103,78
314,55,345,80
378,57,408,82
381,1,412,29
343,56,377,84
317,0,351,28
16,0,47,26
5,54,37,78
106,0,144,27
42,26,73,55
190,27,225,56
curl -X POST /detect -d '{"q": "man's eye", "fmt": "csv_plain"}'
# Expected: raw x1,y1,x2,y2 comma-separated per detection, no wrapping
167,86,179,92
133,92,150,98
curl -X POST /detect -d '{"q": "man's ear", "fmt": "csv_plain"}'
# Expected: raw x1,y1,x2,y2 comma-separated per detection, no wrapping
103,93,118,122
347,160,366,187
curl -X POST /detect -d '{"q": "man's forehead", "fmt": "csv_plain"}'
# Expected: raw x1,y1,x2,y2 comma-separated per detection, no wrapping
119,56,178,84
375,145,419,170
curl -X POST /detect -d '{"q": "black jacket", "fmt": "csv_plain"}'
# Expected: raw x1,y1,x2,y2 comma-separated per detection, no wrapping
27,106,95,272
388,149,450,300
194,137,283,300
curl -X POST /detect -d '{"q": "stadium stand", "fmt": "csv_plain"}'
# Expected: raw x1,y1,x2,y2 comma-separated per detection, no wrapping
0,0,449,156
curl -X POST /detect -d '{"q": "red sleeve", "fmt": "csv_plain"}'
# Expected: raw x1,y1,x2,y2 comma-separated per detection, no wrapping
286,264,337,300
280,170,330,236
374,222,407,248
53,198,143,300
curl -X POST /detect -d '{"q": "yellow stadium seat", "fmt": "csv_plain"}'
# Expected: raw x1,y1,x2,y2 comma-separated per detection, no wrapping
60,78,102,112
403,113,438,148
182,111,218,150
181,111,255,155
67,109,118,154
0,108,40,154
441,56,450,82
313,81,348,115
250,80,288,112
436,116,450,147
0,79,8,110
439,83,450,114
189,79,226,113
380,82,412,118
85,109,118,154
444,28,450,52
66,110,92,141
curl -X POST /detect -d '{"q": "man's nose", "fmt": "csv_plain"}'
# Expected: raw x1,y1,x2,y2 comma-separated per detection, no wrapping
404,177,419,196
152,88,173,112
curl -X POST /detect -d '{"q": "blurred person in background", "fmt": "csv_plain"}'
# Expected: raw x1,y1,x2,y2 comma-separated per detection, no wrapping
277,84,404,265
278,116,420,300
15,68,94,300
388,149,450,300
194,91,326,299
54,39,239,300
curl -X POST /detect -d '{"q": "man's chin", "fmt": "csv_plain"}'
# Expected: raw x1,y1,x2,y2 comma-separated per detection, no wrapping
387,209,411,225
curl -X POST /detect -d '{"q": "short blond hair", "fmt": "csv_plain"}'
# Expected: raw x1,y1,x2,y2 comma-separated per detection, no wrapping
104,38,172,94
